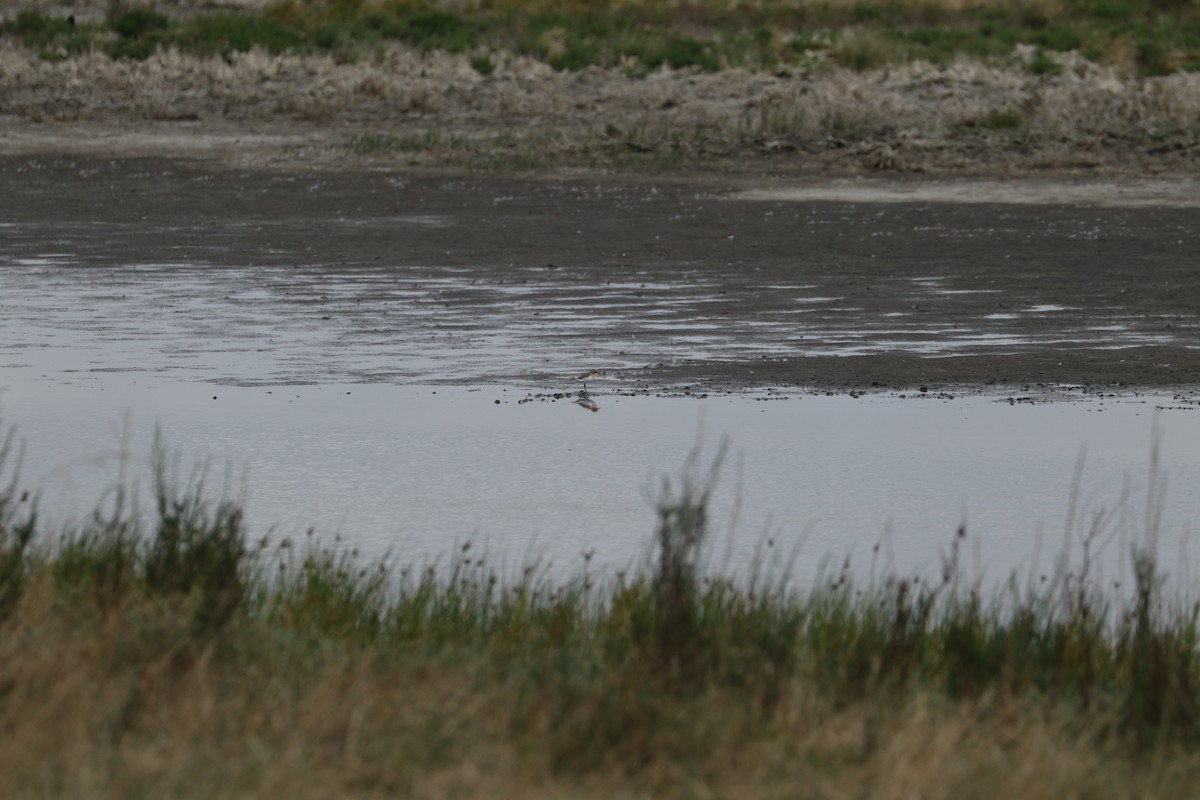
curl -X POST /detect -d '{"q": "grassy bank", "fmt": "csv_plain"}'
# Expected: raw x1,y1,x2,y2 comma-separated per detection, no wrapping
3,0,1198,76
2,1,1198,176
4,429,1200,795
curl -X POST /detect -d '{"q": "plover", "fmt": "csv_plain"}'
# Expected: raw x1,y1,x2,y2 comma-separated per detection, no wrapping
572,369,601,393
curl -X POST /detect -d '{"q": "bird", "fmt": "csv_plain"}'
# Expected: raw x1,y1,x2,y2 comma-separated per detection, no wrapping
574,395,599,413
572,369,601,393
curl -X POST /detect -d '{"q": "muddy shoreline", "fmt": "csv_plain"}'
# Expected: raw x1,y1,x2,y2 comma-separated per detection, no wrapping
2,154,1197,396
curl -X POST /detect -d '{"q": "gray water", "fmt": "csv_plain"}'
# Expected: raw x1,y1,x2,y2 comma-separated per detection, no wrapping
0,257,1178,389
3,368,1197,588
2,253,1199,588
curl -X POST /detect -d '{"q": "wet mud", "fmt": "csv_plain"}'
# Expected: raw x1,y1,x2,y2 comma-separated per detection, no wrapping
2,154,1198,396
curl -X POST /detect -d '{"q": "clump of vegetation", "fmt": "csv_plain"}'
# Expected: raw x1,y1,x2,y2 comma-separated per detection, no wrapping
981,107,1025,129
1,0,1198,75
109,7,170,40
3,420,1200,795
175,13,307,57
105,7,170,59
830,28,908,71
1028,46,1065,75
470,52,495,75
0,427,36,615
0,9,91,61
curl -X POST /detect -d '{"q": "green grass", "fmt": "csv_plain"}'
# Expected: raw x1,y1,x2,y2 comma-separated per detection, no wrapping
0,9,92,61
176,13,307,57
1028,47,1065,75
2,0,1198,75
0,426,36,615
981,107,1025,129
109,7,170,40
104,10,172,61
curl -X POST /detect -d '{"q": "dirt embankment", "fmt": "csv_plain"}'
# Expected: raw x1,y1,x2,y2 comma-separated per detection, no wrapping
1,32,1199,175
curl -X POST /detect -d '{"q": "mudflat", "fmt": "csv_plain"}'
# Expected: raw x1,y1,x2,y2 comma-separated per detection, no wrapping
3,4,1198,396
2,154,1197,396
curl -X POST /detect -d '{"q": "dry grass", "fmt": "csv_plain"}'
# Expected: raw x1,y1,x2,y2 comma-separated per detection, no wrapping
0,38,1197,175
4,434,1200,798
4,577,1200,799
1,0,1198,174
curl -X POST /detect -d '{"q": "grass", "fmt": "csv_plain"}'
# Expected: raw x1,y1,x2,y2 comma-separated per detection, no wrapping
0,9,91,61
1,0,1198,76
5,419,1200,795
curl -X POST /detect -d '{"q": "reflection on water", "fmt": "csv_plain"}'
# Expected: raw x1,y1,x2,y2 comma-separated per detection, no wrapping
2,374,1198,589
0,260,1182,389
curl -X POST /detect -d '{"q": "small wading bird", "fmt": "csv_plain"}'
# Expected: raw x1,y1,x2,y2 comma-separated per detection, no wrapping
571,370,601,412
572,369,601,393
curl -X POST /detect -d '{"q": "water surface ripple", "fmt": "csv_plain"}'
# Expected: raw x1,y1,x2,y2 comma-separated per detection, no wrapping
0,259,1186,389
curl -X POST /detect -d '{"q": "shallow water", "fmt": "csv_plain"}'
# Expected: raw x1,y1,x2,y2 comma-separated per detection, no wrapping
0,258,1183,390
2,167,1199,589
3,371,1198,589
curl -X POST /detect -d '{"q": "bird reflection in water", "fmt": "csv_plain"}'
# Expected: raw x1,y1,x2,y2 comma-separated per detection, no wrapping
571,369,602,412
